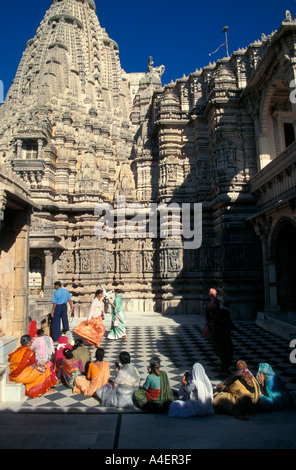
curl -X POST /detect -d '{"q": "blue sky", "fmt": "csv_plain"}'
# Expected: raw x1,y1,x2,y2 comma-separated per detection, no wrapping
0,0,295,98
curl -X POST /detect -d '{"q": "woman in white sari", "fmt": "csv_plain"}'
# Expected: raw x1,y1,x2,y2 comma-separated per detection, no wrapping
168,363,214,418
96,351,140,408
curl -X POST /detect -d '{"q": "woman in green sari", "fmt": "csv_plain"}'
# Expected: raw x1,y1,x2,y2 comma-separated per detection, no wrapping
133,356,174,413
107,289,128,341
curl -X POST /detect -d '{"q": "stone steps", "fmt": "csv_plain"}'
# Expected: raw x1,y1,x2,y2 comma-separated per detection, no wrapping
4,382,27,403
0,363,27,403
0,336,27,403
0,335,18,363
256,312,296,341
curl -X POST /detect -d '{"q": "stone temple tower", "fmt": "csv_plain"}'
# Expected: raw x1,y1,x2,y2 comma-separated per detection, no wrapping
0,0,165,317
0,0,269,321
0,0,134,200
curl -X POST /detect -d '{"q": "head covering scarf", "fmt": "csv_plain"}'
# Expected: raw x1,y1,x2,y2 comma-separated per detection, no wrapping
56,336,71,351
209,288,217,298
31,336,49,360
256,363,276,377
55,336,72,367
234,360,254,387
191,363,213,414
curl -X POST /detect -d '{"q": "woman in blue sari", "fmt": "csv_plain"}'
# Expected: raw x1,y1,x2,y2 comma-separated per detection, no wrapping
256,363,290,411
107,289,128,341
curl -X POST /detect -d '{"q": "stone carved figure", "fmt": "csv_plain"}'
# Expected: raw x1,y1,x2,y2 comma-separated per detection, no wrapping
168,249,180,272
80,250,91,273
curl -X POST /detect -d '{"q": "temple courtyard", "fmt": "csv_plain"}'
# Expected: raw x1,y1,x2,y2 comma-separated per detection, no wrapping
0,312,296,451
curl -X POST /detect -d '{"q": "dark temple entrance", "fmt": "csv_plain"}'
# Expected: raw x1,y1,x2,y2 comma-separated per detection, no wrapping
276,220,296,312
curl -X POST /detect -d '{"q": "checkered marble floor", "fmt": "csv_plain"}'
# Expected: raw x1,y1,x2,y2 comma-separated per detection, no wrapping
19,319,296,412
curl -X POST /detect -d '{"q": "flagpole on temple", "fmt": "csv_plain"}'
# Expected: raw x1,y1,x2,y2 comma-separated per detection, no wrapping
223,26,229,57
209,26,230,57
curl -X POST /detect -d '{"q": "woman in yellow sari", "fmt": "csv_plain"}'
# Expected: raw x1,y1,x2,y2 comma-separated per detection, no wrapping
8,335,58,399
73,347,110,397
212,360,261,420
74,290,105,347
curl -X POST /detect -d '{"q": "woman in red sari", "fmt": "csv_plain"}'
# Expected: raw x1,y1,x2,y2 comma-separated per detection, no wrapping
8,335,58,398
74,289,105,347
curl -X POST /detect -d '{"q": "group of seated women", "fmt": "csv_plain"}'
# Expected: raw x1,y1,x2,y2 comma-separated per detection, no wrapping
8,334,291,419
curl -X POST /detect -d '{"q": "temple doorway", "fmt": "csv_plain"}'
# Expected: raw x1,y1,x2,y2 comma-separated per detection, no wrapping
275,220,296,311
29,254,44,295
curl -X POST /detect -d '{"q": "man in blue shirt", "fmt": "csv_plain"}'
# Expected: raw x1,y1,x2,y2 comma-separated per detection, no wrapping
51,281,74,341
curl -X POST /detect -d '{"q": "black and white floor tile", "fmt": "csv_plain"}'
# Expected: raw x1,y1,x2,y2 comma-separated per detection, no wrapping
19,321,296,411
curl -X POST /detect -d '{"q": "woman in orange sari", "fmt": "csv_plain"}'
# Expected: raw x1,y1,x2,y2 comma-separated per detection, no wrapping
74,290,105,348
8,335,58,398
73,347,110,397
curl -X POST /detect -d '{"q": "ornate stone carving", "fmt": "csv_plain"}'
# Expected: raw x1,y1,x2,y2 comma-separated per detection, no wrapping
80,250,92,273
1,3,293,318
57,251,74,274
120,251,131,273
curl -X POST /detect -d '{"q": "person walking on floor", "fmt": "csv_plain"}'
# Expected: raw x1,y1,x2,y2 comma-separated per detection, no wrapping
51,281,74,342
211,298,234,375
107,289,128,341
74,289,106,347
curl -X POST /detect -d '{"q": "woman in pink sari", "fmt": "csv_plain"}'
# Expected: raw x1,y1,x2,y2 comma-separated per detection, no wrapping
55,335,72,374
74,290,105,348
31,329,55,364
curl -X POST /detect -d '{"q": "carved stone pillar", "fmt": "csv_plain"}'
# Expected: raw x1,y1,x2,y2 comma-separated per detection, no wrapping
38,139,43,160
43,249,54,298
16,139,22,159
13,214,30,337
252,218,280,312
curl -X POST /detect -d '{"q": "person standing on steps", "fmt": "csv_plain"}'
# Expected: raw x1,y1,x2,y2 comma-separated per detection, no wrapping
51,281,74,342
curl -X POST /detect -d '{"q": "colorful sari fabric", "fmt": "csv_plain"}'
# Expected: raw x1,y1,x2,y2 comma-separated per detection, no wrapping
256,363,290,411
133,370,174,413
107,294,127,340
72,345,91,370
74,317,105,346
212,361,261,419
28,321,37,339
55,336,72,372
146,387,161,400
60,359,84,389
31,335,55,364
97,364,141,408
8,346,57,398
73,361,110,396
234,360,255,387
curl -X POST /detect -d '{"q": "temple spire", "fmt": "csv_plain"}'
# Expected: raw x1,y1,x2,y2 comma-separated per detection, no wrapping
0,0,133,202
52,0,96,11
